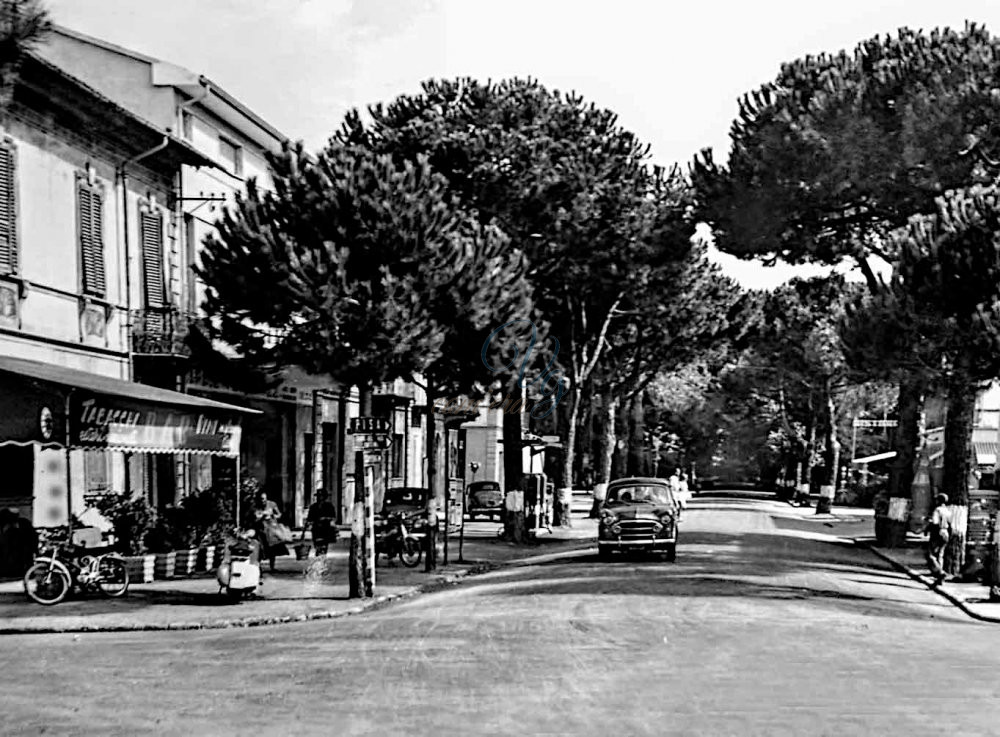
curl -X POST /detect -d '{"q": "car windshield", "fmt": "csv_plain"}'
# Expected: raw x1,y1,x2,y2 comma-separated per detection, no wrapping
384,488,428,507
606,484,673,505
471,482,500,493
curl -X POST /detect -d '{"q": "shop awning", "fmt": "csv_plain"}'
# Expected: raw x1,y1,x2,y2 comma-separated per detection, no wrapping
975,441,1000,467
0,355,259,456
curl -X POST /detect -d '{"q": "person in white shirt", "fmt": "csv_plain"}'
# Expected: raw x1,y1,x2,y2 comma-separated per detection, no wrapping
677,473,691,508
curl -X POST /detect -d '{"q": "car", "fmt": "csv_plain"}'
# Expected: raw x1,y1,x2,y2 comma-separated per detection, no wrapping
378,487,431,528
466,480,504,521
597,477,680,562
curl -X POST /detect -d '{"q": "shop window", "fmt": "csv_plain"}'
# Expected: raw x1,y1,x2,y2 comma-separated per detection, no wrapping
84,451,110,495
391,433,403,478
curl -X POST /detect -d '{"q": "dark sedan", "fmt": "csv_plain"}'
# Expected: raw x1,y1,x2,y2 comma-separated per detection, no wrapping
466,480,504,520
597,477,679,561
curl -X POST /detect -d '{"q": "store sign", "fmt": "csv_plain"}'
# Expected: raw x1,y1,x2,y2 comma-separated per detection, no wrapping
70,394,242,455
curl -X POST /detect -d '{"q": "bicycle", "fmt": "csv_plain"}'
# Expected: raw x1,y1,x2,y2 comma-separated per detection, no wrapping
23,539,130,605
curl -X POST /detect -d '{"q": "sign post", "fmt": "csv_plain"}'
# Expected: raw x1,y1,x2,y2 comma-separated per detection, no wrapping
348,416,391,598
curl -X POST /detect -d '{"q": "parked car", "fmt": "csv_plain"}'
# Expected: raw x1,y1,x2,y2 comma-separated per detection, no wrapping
378,487,430,528
597,477,679,562
466,480,504,520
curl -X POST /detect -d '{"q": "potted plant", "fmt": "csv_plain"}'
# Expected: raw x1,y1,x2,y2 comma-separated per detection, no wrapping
91,494,157,583
180,485,236,573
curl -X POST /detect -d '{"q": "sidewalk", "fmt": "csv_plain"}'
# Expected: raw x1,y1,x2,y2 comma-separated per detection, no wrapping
772,500,1000,623
0,518,597,634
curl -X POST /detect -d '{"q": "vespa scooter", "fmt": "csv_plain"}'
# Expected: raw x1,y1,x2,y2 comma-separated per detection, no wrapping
217,529,262,601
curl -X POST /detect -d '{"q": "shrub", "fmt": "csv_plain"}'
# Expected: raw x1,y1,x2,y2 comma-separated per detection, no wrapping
92,494,157,555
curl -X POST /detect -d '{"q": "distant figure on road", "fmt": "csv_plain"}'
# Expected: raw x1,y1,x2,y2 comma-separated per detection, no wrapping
678,473,691,509
924,493,953,586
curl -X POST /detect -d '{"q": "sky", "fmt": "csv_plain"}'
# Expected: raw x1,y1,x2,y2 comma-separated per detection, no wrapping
45,0,1000,289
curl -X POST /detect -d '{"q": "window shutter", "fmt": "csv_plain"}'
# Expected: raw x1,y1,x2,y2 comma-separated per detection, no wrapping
140,210,165,307
79,184,106,297
0,145,16,275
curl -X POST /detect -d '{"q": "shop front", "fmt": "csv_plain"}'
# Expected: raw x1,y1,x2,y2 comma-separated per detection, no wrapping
0,355,258,575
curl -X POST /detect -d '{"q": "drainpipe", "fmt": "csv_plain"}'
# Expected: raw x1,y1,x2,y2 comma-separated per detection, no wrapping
117,136,170,381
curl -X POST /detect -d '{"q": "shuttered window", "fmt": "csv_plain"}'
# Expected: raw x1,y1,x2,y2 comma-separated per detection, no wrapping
0,143,17,275
140,210,165,307
78,183,106,297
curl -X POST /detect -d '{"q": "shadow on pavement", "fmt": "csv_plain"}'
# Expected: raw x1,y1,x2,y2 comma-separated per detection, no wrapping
459,529,950,622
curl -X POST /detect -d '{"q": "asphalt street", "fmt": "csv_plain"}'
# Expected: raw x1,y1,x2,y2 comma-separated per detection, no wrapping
4,494,1000,737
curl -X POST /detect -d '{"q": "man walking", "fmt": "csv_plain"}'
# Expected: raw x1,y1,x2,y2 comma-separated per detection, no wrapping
925,493,953,586
305,490,338,556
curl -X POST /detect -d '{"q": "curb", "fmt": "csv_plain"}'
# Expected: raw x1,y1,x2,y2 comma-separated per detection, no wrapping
855,539,1000,624
0,540,595,636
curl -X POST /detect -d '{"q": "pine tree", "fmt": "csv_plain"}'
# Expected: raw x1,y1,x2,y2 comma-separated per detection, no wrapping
198,142,530,596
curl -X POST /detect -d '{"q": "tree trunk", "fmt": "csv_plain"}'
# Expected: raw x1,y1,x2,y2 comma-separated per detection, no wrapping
942,372,975,576
626,393,645,476
942,375,976,508
560,386,584,492
502,381,526,543
883,374,925,547
612,394,628,478
349,387,374,599
425,381,439,571
596,391,618,486
817,377,840,514
797,416,816,506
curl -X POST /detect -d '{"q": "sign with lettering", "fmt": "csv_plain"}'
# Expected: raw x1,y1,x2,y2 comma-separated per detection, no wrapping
360,435,392,451
70,393,243,455
349,417,391,435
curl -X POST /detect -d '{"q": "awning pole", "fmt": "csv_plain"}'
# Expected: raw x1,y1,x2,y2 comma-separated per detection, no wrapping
235,454,241,528
65,390,74,541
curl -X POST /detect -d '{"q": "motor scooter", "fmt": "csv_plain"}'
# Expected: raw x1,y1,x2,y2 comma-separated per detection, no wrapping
217,529,262,601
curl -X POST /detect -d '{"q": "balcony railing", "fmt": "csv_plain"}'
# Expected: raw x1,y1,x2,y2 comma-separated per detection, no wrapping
130,305,193,358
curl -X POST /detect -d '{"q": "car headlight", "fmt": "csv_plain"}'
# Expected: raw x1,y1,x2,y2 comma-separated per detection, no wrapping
651,521,663,534
600,512,618,526
609,523,622,535
659,514,674,528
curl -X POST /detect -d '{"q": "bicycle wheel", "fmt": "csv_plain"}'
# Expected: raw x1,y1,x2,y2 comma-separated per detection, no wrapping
400,537,422,568
96,556,130,598
23,563,71,605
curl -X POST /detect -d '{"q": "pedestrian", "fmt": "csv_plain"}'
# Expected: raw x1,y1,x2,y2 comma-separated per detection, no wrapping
924,493,953,586
305,489,338,557
677,472,691,510
590,481,607,518
423,496,439,572
253,490,288,573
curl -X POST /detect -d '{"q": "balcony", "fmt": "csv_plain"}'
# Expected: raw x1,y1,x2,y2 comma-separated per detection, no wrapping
130,305,193,358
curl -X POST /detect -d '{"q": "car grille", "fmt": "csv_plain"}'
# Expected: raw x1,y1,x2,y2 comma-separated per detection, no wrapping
619,520,658,539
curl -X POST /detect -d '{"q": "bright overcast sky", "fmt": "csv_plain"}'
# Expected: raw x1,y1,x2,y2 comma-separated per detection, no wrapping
45,0,1000,289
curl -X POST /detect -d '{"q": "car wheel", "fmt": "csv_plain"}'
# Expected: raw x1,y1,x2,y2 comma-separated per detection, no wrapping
663,544,676,563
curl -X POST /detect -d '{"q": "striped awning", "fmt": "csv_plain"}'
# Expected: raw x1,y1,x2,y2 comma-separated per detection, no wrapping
975,441,1000,467
0,355,258,456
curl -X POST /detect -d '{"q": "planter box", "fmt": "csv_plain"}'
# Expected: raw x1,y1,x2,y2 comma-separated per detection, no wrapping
174,548,198,577
154,551,176,580
124,554,155,584
196,545,216,572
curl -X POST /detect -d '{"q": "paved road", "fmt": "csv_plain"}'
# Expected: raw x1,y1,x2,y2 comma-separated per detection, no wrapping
5,496,1000,736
